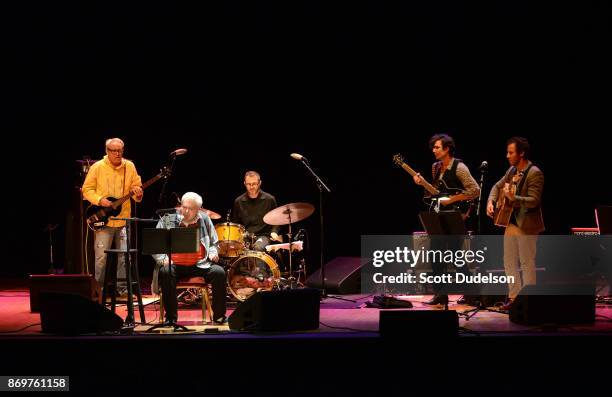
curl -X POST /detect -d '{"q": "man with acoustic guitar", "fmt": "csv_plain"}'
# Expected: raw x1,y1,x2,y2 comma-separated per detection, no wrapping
413,134,480,305
82,138,143,295
487,137,544,310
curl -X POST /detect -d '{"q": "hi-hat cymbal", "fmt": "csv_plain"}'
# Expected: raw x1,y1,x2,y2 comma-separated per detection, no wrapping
263,202,315,226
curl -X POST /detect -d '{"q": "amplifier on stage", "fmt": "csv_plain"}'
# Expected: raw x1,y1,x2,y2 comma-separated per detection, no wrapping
29,274,101,312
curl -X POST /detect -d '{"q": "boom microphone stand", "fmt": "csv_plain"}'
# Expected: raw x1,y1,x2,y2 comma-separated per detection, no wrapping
158,148,187,207
291,153,355,303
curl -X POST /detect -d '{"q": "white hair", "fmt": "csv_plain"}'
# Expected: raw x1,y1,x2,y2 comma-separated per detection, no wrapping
181,192,203,208
105,138,125,148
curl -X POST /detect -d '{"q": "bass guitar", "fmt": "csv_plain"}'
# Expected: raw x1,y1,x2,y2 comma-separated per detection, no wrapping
86,167,170,230
393,154,473,218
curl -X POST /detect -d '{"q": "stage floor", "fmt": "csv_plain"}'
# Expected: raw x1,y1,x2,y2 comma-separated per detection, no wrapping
3,280,612,393
2,282,612,337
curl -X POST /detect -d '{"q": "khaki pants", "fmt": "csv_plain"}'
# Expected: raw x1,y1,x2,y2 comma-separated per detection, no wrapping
504,224,539,299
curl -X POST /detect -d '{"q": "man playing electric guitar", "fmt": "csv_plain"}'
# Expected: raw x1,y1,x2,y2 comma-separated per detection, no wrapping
413,134,480,305
413,134,480,216
82,138,143,296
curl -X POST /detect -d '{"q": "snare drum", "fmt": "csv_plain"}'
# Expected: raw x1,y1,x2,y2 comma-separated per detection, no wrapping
227,251,281,301
215,222,246,257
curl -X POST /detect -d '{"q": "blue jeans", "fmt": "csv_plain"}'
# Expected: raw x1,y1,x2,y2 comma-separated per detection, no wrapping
94,226,127,292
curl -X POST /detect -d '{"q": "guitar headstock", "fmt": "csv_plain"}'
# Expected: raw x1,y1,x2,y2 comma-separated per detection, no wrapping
392,154,405,166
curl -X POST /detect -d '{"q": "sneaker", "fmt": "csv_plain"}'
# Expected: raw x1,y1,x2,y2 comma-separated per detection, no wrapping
500,299,514,311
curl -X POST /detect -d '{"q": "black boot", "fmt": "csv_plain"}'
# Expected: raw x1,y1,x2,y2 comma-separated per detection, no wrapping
424,294,449,305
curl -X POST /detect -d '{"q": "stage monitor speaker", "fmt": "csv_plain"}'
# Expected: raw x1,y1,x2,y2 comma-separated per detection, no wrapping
29,274,101,312
305,257,368,294
228,288,320,332
39,292,124,335
509,285,596,325
379,309,459,338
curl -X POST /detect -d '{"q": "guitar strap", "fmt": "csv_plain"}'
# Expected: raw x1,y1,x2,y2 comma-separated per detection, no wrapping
433,162,442,182
122,164,126,196
111,165,127,212
515,163,533,195
505,167,517,184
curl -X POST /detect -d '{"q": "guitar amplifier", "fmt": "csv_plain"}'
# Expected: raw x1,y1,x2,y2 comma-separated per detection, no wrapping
29,274,101,312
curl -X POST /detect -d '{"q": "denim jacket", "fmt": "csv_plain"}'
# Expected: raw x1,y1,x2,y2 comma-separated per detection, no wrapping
150,212,219,294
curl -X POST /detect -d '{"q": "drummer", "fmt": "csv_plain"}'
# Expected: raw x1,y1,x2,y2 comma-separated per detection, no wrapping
231,171,282,251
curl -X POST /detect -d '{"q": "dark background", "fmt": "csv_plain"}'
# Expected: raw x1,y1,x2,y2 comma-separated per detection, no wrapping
2,1,611,278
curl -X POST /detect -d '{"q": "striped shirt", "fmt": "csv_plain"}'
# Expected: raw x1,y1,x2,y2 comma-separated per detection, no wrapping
431,158,480,199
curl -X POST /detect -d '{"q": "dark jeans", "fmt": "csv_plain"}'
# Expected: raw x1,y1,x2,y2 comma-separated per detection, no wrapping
429,235,472,296
158,263,226,322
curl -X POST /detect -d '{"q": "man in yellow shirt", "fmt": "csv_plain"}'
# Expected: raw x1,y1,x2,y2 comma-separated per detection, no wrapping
82,138,143,294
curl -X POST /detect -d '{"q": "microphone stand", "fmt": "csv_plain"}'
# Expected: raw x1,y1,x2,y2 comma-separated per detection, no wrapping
296,158,355,303
158,153,177,208
476,163,487,235
456,162,505,320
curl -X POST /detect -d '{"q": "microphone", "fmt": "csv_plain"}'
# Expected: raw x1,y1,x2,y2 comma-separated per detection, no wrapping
290,153,308,162
294,229,305,241
156,208,177,215
170,148,188,157
479,161,488,171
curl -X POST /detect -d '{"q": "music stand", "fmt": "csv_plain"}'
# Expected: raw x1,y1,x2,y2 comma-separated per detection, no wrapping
142,227,200,332
419,210,467,236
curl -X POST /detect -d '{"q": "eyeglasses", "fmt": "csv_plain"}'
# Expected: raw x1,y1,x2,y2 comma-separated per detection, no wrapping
107,148,124,154
245,182,260,187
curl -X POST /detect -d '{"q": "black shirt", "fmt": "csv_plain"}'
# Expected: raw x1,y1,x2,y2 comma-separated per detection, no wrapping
231,190,279,236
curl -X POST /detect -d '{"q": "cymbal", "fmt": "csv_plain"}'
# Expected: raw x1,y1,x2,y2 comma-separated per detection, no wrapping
175,206,222,220
263,202,314,226
201,208,222,220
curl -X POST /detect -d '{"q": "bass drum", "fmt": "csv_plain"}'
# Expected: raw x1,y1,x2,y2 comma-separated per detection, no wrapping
227,251,281,301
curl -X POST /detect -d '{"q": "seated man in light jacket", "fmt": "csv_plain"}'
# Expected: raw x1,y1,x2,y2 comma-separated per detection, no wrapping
152,192,226,324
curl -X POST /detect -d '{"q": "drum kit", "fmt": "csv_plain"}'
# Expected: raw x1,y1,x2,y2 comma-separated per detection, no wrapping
211,202,315,302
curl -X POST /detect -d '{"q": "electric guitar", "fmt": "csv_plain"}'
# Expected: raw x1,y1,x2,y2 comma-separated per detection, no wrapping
86,167,171,230
393,154,473,218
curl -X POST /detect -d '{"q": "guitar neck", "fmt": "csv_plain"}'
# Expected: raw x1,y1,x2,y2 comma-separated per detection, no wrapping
399,163,440,196
112,173,164,209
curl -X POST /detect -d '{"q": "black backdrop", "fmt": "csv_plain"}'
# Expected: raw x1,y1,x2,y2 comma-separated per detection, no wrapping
3,1,611,277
